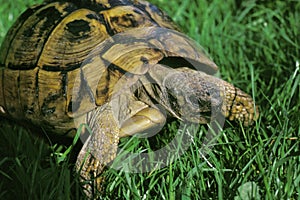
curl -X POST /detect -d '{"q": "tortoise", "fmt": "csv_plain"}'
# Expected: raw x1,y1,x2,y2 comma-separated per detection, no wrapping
0,0,258,197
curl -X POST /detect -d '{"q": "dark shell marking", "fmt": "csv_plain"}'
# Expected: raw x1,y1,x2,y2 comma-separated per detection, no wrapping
0,0,216,136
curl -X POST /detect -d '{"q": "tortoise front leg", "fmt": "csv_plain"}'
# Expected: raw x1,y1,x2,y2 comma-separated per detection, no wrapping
75,100,166,198
75,103,120,198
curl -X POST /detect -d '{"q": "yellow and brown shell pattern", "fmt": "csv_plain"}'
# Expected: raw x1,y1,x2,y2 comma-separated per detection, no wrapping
0,0,228,136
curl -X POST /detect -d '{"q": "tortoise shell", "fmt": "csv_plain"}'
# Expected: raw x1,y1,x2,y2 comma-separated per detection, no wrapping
0,1,259,197
0,0,217,136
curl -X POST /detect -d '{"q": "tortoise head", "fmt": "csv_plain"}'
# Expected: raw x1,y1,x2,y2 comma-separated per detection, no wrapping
159,67,258,126
161,67,223,124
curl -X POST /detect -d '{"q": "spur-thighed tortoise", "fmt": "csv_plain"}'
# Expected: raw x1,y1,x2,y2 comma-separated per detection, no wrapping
0,0,258,197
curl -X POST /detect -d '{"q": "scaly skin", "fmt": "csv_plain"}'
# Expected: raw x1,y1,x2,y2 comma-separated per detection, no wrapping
221,82,258,126
75,65,259,198
75,103,120,198
137,65,259,126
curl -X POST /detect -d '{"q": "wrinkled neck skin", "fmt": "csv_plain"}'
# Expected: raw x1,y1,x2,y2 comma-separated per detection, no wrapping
136,64,225,124
136,64,258,126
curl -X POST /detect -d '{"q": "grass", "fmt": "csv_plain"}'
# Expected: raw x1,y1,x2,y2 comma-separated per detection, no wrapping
0,0,299,199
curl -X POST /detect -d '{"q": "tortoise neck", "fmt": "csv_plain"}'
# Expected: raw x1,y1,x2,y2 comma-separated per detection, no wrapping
135,64,187,119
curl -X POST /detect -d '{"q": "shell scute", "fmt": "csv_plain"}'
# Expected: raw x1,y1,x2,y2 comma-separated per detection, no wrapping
0,0,218,135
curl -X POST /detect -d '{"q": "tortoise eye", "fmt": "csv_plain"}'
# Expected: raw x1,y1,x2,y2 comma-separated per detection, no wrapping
188,95,201,107
166,91,180,110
